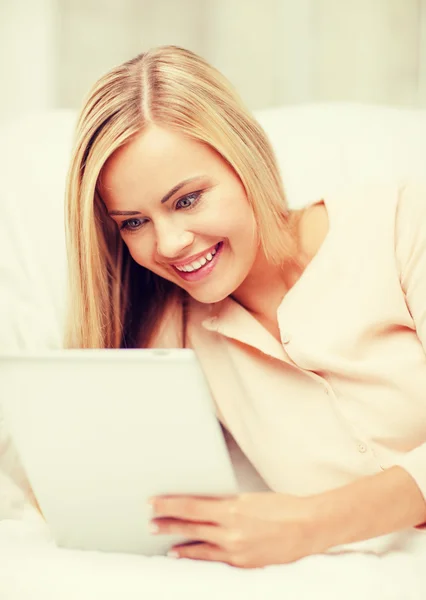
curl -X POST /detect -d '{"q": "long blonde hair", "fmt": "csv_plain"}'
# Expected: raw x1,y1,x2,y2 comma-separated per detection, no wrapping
65,45,297,349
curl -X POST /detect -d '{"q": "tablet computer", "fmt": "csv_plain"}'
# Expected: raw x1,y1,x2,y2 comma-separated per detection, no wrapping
0,349,239,555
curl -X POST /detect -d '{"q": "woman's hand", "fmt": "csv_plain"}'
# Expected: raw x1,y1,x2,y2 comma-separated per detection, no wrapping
149,492,325,569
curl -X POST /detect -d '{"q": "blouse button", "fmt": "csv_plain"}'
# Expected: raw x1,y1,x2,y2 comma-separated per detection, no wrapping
357,443,367,454
281,332,291,344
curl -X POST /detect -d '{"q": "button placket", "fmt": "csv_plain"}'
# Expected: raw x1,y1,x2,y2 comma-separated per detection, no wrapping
319,381,373,459
281,332,291,345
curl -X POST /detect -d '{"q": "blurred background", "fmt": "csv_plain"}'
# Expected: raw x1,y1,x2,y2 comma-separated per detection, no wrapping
1,0,426,124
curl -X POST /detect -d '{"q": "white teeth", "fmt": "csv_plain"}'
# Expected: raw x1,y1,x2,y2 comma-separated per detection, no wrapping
175,244,220,273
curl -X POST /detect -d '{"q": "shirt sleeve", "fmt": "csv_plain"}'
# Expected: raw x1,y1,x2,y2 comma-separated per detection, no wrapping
393,182,426,528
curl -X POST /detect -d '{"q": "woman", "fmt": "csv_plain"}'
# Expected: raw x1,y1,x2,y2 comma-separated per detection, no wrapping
65,45,426,569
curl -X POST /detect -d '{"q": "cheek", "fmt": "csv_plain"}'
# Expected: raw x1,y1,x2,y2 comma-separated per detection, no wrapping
226,202,258,242
123,237,154,269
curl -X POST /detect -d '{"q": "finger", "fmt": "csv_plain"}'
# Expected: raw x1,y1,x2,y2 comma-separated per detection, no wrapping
169,542,229,565
151,518,224,546
151,496,233,524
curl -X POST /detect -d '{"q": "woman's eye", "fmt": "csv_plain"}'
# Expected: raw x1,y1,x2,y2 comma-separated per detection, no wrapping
120,218,144,232
118,191,203,233
176,191,202,210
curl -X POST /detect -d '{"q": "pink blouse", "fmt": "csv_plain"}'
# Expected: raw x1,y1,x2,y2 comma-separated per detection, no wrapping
150,182,426,526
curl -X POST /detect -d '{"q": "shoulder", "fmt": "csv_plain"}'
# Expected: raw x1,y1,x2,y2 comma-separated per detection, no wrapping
394,181,426,269
320,181,425,238
323,181,400,218
395,181,426,229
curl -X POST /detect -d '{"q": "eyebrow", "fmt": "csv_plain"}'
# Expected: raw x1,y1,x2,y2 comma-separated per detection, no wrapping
108,176,205,216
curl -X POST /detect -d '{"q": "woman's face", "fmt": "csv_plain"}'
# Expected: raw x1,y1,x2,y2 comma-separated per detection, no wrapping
99,124,259,304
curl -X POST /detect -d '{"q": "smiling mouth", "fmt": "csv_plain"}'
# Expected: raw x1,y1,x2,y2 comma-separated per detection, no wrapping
173,243,221,273
172,242,223,281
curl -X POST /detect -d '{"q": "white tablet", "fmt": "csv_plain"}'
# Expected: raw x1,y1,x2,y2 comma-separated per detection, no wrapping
0,349,239,555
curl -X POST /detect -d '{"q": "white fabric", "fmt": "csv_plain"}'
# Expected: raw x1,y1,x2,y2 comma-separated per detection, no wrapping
1,511,426,600
1,104,426,597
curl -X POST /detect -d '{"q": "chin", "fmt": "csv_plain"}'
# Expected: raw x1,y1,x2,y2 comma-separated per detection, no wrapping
185,289,228,305
184,281,236,305
185,264,254,305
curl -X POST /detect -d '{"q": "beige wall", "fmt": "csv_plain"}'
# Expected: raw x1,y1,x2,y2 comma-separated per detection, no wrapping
310,0,419,105
56,0,208,109
420,0,426,105
1,0,426,123
207,0,423,108
0,0,56,120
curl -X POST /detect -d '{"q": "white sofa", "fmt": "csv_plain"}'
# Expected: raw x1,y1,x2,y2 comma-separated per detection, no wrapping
0,104,426,599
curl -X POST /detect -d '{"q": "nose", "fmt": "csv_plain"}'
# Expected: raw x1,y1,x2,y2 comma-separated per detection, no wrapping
155,220,194,261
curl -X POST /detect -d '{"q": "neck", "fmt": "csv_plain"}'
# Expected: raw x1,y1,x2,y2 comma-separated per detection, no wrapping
231,200,328,326
231,208,306,322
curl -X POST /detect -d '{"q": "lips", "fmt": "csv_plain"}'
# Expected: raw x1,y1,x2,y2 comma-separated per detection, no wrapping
172,242,223,282
172,242,220,270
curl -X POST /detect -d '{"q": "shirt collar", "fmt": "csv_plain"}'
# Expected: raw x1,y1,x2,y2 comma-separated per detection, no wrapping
201,296,290,363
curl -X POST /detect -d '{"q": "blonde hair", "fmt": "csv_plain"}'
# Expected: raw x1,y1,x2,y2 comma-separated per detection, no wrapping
65,45,297,349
